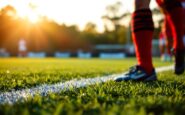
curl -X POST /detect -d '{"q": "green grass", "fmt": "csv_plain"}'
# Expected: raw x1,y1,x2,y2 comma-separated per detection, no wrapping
0,58,171,92
0,58,184,115
0,58,133,92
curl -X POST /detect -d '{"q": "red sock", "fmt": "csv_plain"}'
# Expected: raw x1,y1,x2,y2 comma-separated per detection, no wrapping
167,7,185,51
131,9,154,74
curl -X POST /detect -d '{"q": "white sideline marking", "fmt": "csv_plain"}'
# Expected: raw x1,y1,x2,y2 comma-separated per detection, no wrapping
0,65,173,105
156,65,173,73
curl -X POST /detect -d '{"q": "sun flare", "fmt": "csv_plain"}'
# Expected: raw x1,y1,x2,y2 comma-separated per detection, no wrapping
0,0,157,31
14,2,40,24
19,10,40,24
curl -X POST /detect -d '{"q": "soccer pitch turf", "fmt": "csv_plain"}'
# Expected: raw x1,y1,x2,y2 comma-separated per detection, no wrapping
0,58,185,115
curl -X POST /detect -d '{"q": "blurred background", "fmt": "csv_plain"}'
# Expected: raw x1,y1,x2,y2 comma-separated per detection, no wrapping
0,0,164,58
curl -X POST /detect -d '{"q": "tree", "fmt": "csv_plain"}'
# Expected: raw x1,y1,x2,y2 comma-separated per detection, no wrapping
84,22,97,34
102,1,131,44
102,1,124,31
0,5,20,55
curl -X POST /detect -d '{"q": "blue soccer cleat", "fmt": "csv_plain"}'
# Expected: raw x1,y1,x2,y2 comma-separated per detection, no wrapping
114,65,157,82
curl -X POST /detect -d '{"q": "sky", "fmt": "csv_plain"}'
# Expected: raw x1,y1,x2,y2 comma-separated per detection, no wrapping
0,0,157,32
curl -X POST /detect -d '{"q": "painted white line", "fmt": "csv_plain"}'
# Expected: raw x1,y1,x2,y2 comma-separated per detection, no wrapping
156,65,173,73
0,65,173,105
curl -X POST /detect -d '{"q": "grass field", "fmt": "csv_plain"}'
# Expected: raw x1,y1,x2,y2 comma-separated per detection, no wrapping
0,58,185,115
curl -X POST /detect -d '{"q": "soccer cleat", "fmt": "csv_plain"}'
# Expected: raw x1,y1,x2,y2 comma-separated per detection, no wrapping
174,49,185,75
114,66,157,82
161,54,172,62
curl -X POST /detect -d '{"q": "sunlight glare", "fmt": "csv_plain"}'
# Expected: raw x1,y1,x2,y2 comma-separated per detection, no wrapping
13,1,40,24
0,0,157,31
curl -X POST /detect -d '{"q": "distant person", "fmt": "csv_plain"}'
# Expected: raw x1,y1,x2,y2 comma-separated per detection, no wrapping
115,0,185,82
182,0,185,46
159,23,172,62
18,39,27,57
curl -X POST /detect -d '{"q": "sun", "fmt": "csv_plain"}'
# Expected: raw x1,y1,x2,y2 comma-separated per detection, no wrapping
24,10,40,24
14,2,40,24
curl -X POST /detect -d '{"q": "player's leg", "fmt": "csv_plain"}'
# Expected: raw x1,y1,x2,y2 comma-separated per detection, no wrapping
132,0,154,74
164,0,185,75
156,0,172,56
115,0,157,82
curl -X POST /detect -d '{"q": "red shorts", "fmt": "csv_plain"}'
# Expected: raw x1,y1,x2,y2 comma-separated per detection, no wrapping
156,0,185,7
156,0,185,36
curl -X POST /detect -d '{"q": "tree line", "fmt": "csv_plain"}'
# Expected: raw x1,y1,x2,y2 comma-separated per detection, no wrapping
0,3,162,56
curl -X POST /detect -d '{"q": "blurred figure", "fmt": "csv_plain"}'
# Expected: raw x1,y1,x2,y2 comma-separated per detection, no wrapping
0,48,9,57
159,23,172,62
18,38,27,57
182,0,185,46
115,0,185,82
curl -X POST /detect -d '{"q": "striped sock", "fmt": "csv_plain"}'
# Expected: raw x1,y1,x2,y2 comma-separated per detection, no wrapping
131,9,154,74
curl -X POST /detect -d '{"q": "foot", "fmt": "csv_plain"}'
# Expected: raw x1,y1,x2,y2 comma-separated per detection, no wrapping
174,49,185,75
114,65,157,82
161,54,172,62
